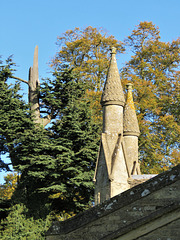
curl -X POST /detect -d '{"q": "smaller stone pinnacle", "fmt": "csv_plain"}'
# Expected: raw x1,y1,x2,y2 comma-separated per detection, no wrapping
123,82,140,136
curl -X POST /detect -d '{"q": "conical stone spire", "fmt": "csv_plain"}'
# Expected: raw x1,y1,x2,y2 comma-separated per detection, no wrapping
94,47,130,205
101,47,125,106
123,83,140,136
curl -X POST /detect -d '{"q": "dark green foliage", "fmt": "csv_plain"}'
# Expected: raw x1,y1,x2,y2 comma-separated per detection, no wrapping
40,69,100,213
0,59,100,221
0,58,53,236
0,204,51,239
0,67,99,220
49,99,99,212
0,57,32,171
0,198,11,221
11,127,57,218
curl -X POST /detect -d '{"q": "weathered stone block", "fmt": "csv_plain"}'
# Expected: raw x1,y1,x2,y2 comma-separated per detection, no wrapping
46,165,180,240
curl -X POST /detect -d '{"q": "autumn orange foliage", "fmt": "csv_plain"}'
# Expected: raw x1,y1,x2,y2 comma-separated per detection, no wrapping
0,173,18,200
51,26,124,91
121,22,180,173
50,23,180,173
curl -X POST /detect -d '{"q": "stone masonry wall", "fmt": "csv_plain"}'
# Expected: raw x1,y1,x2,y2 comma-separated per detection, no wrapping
46,164,180,240
136,218,180,240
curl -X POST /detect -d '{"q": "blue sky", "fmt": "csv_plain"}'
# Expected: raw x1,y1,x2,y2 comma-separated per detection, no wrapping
0,0,180,183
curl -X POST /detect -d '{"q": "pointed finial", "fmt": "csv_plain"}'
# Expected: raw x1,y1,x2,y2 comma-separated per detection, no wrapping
111,47,116,54
101,47,125,106
126,82,133,90
123,83,140,136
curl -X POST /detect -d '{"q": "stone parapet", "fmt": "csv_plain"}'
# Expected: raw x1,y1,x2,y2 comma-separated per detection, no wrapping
128,174,157,188
46,164,180,240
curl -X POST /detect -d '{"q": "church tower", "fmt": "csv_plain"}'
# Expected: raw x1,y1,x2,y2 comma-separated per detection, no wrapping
94,47,130,205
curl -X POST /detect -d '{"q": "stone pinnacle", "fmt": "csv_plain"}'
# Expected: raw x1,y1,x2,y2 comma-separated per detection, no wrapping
123,83,140,136
101,47,125,106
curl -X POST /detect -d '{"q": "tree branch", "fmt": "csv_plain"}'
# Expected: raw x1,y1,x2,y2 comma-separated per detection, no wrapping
35,114,52,127
11,76,29,85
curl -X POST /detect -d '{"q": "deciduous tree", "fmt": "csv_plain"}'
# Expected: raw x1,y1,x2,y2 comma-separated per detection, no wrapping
121,21,180,173
52,26,124,91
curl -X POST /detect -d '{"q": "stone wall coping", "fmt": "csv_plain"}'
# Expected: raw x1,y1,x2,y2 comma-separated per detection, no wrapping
102,202,180,240
46,164,180,236
131,174,157,180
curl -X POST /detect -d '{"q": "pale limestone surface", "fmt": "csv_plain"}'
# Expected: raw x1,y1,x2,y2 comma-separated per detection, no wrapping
103,105,123,134
101,47,125,106
123,135,140,175
94,48,141,204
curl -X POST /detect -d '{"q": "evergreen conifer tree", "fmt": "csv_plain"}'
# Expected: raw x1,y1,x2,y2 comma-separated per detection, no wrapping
40,68,100,213
0,57,32,172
